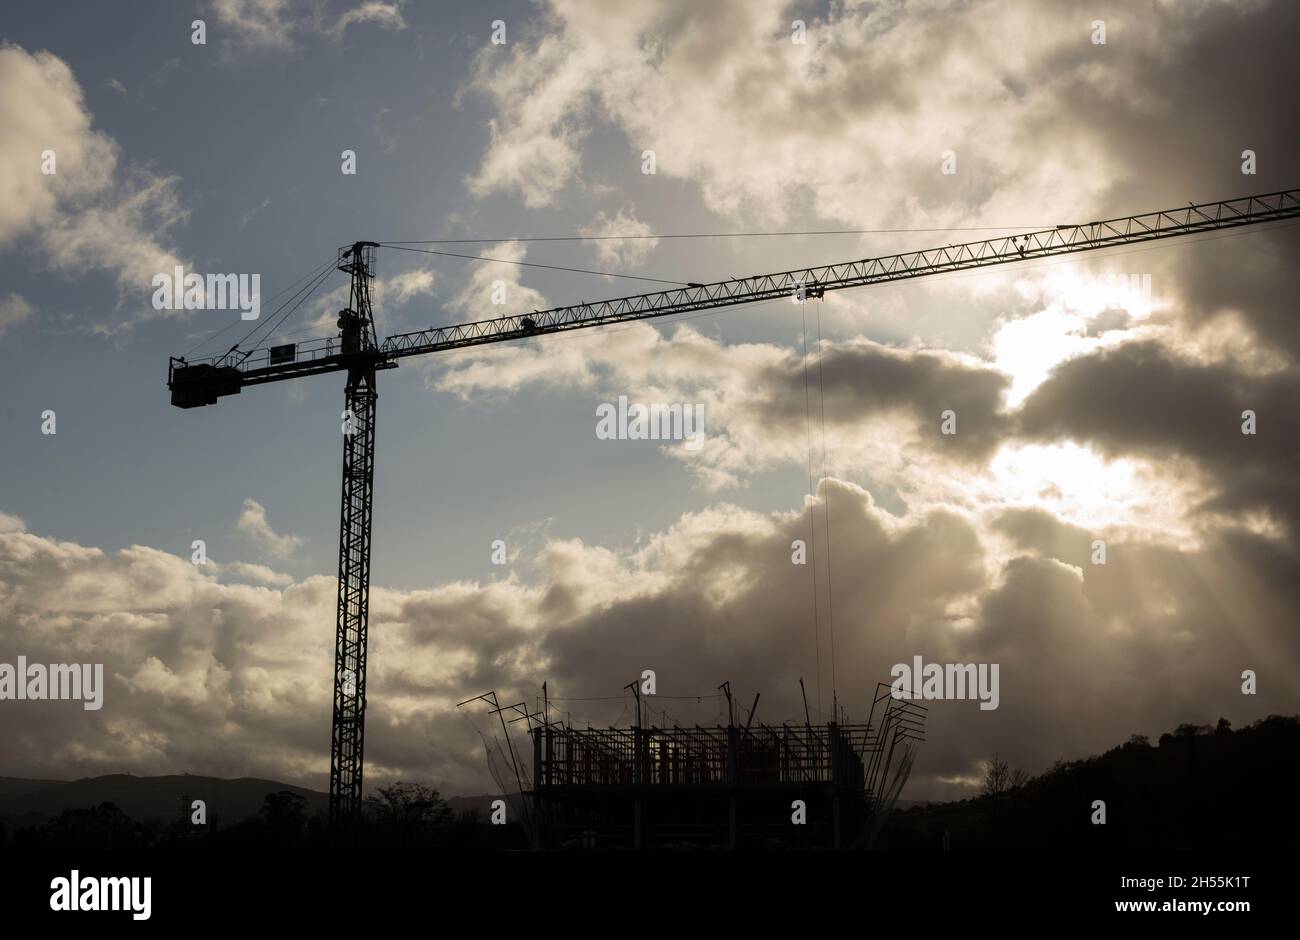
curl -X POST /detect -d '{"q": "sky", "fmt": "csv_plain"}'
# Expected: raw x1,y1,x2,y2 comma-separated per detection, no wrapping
0,0,1297,801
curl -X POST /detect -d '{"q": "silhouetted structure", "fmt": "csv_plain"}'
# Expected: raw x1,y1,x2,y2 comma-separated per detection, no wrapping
167,187,1294,826
528,683,924,849
168,191,1297,828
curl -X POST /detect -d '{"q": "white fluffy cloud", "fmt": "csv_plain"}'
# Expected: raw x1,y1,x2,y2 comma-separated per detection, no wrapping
300,267,436,335
236,498,304,558
0,293,34,336
466,0,1137,225
0,44,189,328
209,0,407,50
579,208,660,270
208,0,296,49
384,268,435,306
443,241,548,323
327,1,407,39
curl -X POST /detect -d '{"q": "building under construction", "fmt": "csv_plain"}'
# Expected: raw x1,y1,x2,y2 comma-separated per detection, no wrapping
525,683,925,850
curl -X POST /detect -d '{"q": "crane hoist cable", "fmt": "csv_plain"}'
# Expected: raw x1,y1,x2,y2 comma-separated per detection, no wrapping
800,301,824,720
816,302,836,703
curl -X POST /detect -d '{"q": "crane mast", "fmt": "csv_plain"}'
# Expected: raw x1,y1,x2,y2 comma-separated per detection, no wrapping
330,242,382,825
165,188,1298,828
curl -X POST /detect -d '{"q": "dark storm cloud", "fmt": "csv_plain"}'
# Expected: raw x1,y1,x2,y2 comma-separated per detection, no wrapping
529,481,1299,795
541,481,988,721
993,506,1094,569
750,340,1013,461
1067,0,1300,214
1017,339,1300,536
1010,0,1300,360
941,503,1300,784
1163,225,1300,360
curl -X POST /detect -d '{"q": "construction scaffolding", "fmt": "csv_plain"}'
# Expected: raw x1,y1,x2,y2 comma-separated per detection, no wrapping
528,683,925,850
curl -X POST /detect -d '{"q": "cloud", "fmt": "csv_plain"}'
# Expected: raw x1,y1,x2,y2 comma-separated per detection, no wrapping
1016,339,1300,537
299,267,436,335
0,293,34,336
443,241,547,323
209,0,296,49
0,44,112,241
1,482,1294,799
465,0,1120,221
217,561,294,587
1159,225,1300,362
579,208,659,269
434,320,1013,490
452,0,1300,533
0,44,189,327
451,0,1300,523
327,1,407,39
466,27,591,208
467,0,1297,235
236,498,304,558
384,269,435,306
429,311,1289,545
210,0,407,50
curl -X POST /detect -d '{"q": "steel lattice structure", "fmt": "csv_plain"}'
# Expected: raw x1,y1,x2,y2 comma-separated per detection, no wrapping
331,373,377,825
332,243,380,825
166,188,1298,826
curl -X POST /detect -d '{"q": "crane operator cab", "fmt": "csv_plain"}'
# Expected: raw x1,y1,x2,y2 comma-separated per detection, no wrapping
337,307,364,355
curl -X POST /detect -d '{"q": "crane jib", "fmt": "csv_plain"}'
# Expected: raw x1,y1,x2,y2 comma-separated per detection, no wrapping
377,188,1299,360
168,188,1297,401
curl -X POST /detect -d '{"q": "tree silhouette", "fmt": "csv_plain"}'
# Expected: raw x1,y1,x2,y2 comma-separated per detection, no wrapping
364,782,452,844
259,790,309,843
34,802,146,850
877,716,1300,850
981,754,1028,801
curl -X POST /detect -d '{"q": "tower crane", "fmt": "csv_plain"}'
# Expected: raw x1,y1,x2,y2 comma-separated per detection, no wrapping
166,188,1299,827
